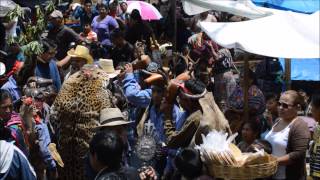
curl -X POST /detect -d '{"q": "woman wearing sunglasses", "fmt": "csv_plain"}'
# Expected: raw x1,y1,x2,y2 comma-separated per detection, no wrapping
264,90,310,180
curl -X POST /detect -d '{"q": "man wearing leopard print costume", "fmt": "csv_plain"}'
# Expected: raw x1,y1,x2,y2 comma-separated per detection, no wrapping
50,65,115,180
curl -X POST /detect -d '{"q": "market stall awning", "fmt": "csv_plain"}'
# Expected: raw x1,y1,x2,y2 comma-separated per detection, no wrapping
280,59,320,81
252,0,320,14
182,0,272,19
199,11,320,59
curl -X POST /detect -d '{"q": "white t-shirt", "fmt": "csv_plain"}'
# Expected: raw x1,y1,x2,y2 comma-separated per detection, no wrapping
265,121,291,179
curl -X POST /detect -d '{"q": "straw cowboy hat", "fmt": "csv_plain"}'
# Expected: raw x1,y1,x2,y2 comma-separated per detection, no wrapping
67,45,93,64
98,59,120,78
95,108,131,130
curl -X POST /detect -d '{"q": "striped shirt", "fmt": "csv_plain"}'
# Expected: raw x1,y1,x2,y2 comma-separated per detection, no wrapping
311,124,320,178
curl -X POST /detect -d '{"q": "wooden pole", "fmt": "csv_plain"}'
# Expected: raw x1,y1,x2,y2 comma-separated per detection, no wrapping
285,58,291,90
243,55,249,121
172,0,177,52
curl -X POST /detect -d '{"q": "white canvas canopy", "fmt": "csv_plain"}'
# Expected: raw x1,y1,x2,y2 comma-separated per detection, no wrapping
199,11,320,58
182,0,273,19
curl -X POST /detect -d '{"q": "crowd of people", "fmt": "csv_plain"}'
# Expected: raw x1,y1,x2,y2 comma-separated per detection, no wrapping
0,0,319,180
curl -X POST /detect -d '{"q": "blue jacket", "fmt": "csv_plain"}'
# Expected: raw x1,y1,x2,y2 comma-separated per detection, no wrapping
35,59,62,91
122,73,151,108
35,123,56,170
149,104,183,143
1,76,21,104
73,6,98,28
0,141,36,180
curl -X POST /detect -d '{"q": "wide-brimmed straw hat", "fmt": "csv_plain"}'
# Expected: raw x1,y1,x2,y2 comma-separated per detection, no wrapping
67,45,93,64
98,59,121,78
95,108,131,129
50,10,63,19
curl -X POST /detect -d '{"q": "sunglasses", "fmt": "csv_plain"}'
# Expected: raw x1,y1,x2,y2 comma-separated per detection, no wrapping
277,102,295,109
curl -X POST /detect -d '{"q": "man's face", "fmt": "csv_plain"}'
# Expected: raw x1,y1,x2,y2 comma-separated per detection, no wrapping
101,125,127,143
0,98,13,121
120,3,127,12
71,57,87,73
84,3,92,13
40,48,57,63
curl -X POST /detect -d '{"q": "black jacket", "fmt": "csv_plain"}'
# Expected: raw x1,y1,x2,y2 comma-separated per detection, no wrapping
95,167,139,180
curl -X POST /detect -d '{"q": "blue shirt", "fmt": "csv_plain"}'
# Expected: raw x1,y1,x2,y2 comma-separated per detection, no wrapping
122,73,152,108
35,123,56,170
35,59,62,91
176,111,189,131
73,6,98,28
1,76,21,104
149,104,183,143
16,52,26,62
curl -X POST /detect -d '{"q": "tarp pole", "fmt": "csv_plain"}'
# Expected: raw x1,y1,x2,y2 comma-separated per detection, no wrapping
285,58,291,90
243,56,249,121
172,0,177,52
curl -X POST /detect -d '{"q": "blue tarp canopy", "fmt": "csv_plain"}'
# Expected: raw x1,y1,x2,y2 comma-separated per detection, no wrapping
279,59,320,81
253,0,320,81
252,0,320,14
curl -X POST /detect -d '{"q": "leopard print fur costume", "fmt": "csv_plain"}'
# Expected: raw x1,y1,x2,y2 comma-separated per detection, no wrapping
50,65,114,180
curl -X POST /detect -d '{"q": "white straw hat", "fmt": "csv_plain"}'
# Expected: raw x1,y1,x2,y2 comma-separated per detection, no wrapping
98,59,120,78
95,108,131,129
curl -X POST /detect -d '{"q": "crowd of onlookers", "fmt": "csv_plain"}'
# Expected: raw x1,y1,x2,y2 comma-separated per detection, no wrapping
0,0,319,180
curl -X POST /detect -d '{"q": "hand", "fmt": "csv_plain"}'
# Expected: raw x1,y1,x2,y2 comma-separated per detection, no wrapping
150,37,160,51
204,40,213,48
21,96,33,106
124,63,133,74
139,166,157,180
155,146,168,160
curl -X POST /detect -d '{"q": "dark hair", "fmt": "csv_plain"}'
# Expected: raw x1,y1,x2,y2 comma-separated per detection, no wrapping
0,124,11,140
175,148,203,179
41,39,57,53
130,9,142,22
84,23,91,27
184,79,206,95
97,3,108,10
84,0,92,4
311,92,320,108
243,120,261,138
89,131,124,170
248,139,272,154
265,93,279,102
111,28,124,40
0,89,13,102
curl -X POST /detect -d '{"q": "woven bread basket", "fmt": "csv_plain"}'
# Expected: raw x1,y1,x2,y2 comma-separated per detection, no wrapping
206,155,278,180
